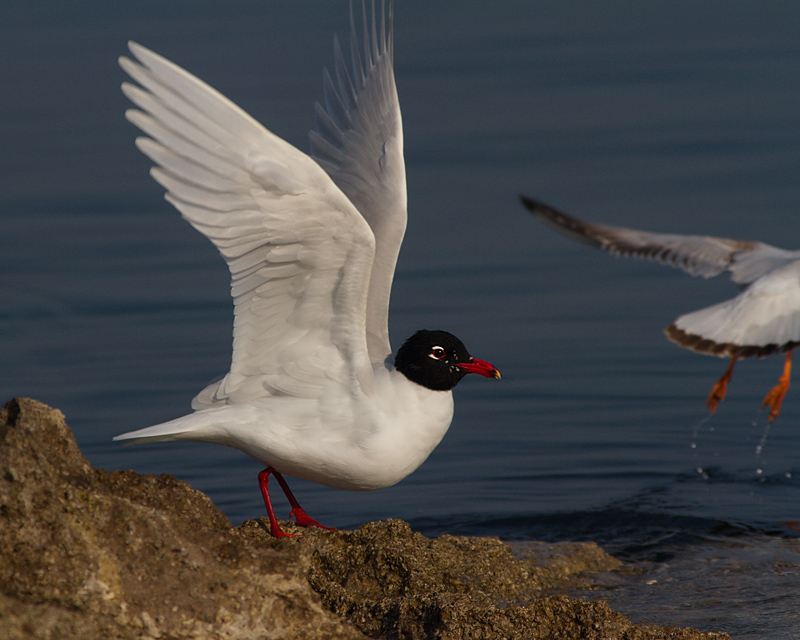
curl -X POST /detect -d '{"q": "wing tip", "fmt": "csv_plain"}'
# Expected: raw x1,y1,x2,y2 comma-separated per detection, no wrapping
120,40,149,65
126,40,147,60
520,193,608,249
519,194,576,225
519,194,562,222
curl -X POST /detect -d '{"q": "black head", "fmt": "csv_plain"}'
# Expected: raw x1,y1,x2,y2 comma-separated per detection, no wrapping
394,330,501,391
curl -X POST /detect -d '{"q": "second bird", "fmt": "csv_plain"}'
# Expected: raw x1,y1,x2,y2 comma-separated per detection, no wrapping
522,195,800,422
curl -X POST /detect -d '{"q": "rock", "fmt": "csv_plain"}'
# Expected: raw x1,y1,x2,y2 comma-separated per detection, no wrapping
0,398,363,640
0,398,730,640
294,522,727,640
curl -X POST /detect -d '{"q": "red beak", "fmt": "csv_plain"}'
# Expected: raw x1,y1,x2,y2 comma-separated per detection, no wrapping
457,358,501,380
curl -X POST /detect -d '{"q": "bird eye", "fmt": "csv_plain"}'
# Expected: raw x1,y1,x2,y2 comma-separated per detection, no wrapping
429,346,447,360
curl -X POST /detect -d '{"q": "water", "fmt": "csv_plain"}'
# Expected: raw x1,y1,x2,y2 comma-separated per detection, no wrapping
3,2,800,637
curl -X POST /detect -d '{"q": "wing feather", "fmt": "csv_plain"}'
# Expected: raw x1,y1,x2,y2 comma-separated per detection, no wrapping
121,41,377,407
310,0,406,361
521,196,797,284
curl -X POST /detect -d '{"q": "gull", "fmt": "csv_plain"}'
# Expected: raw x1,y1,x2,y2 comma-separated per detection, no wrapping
521,195,799,422
113,2,500,538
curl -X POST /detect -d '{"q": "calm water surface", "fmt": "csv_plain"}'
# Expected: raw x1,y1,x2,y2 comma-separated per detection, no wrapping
3,2,800,637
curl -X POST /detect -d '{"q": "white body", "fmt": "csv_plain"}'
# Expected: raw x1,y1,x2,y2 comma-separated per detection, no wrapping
124,364,453,491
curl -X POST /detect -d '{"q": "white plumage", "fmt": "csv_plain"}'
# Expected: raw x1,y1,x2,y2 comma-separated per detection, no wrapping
114,2,499,538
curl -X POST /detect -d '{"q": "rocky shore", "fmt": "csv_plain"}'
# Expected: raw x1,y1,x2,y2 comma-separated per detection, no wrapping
0,398,729,639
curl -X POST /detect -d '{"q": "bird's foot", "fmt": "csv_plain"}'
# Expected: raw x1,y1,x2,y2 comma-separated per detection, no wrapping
706,356,738,414
706,379,729,414
762,380,789,423
290,507,336,530
269,521,299,539
762,352,792,423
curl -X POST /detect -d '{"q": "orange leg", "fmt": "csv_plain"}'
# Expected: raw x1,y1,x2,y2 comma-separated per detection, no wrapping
707,355,738,414
762,351,792,423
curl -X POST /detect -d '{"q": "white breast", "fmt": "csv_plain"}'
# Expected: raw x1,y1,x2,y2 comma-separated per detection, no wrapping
176,364,455,492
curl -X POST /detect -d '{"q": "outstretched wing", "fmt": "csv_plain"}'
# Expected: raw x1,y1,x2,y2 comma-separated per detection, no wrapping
310,0,406,361
120,42,377,406
521,196,797,284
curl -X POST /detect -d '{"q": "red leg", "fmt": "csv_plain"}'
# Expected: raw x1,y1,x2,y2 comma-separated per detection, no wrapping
258,467,296,538
762,351,792,423
273,470,336,531
707,355,738,414
258,467,335,537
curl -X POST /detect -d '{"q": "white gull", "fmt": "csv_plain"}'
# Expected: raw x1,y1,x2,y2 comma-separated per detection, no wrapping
114,2,500,538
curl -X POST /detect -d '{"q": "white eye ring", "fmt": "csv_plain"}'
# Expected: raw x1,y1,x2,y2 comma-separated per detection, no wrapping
429,346,447,360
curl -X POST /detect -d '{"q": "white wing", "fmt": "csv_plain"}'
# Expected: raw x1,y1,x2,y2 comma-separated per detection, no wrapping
521,196,799,284
310,0,406,361
666,260,800,358
120,42,377,406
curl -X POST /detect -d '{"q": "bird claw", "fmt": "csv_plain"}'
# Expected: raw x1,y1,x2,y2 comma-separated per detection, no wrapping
761,352,792,423
706,378,730,414
706,356,737,415
706,383,726,414
762,382,789,423
269,523,299,539
290,507,337,530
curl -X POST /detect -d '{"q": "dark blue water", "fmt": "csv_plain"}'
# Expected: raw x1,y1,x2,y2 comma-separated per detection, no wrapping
4,2,800,637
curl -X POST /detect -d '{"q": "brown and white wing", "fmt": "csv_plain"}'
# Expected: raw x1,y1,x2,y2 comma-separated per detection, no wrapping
521,196,796,284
